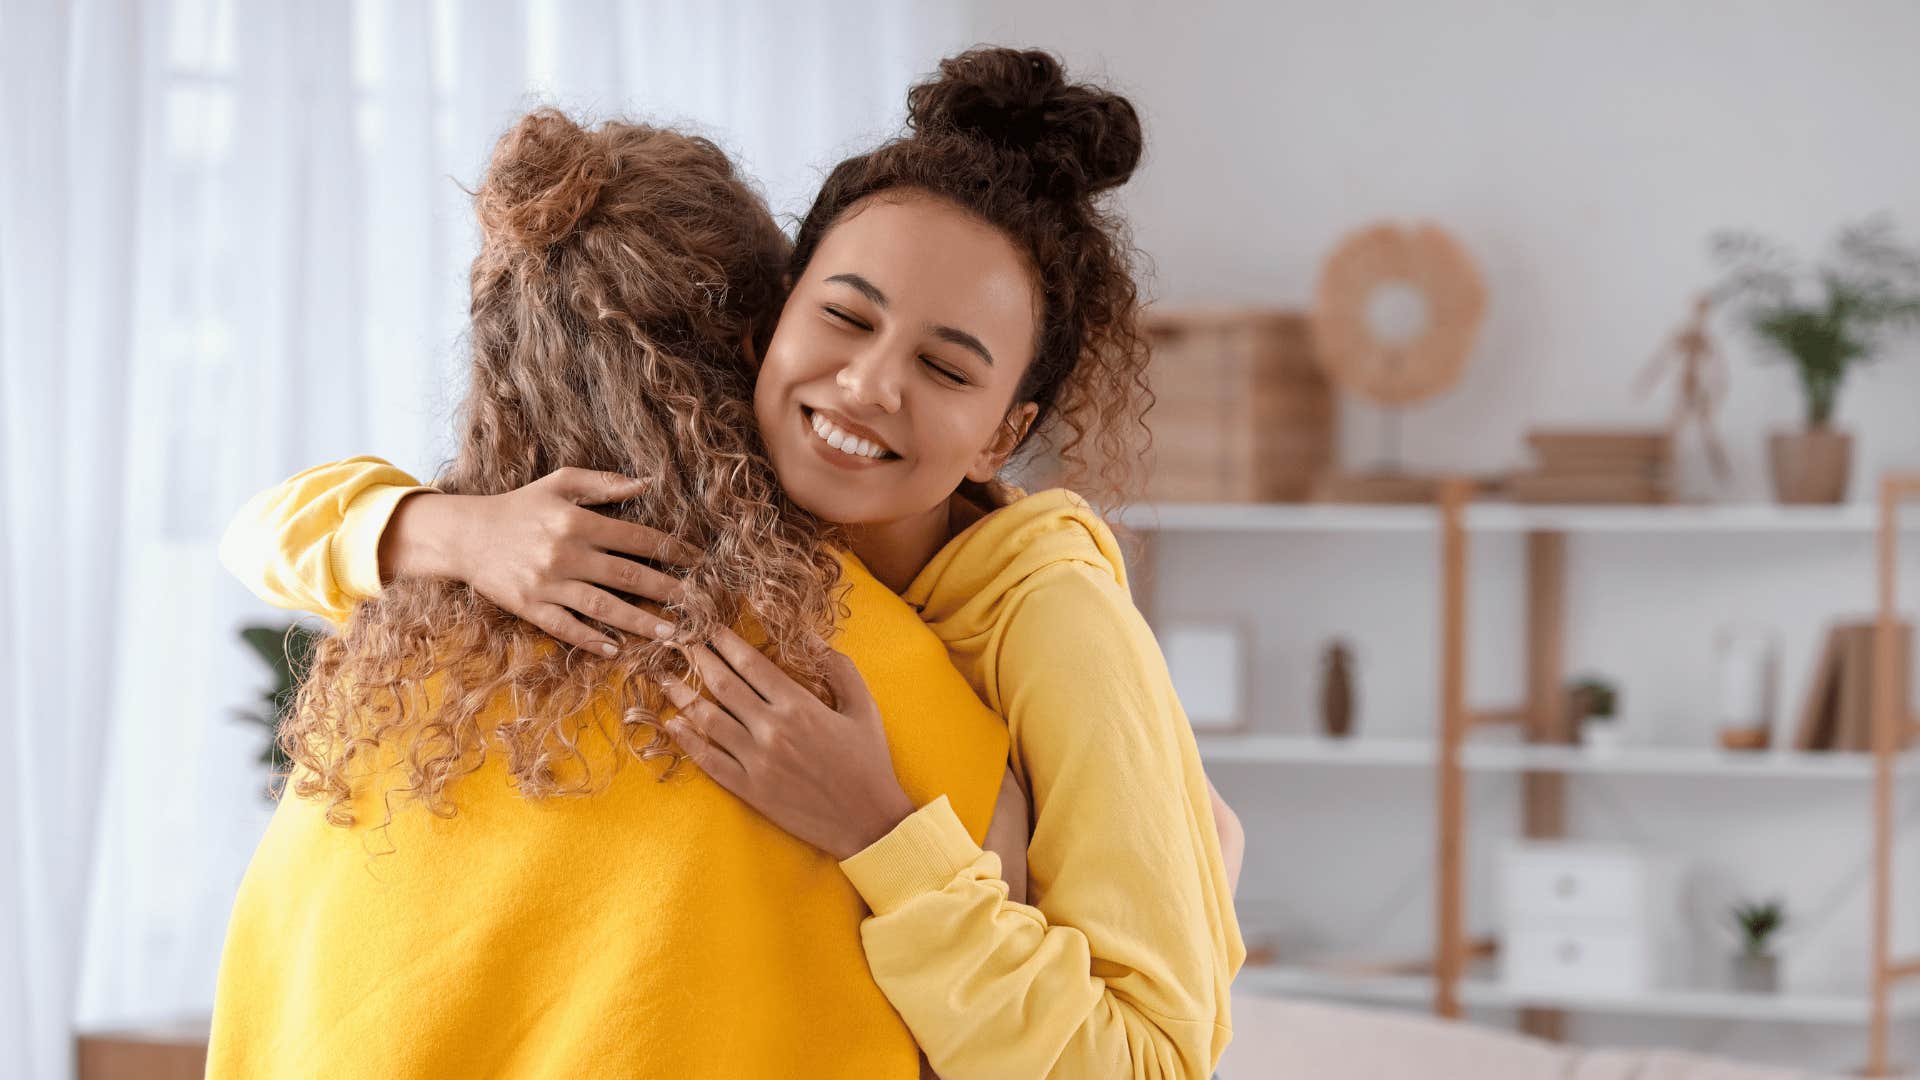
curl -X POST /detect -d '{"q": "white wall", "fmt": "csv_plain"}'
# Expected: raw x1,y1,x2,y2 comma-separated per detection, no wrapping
975,0,1920,501
970,1,1920,1071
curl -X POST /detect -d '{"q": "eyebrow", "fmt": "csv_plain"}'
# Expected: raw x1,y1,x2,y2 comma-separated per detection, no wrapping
824,272,997,368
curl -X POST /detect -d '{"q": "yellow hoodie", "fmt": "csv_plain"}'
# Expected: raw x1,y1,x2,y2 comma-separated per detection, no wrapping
840,487,1245,1079
206,459,1011,1079
218,461,1243,1079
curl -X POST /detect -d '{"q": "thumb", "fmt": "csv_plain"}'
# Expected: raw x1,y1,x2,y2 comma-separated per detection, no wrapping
552,467,649,506
823,651,873,714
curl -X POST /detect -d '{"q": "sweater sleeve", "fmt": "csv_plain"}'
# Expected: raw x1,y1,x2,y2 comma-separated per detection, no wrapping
838,563,1244,1080
218,456,433,625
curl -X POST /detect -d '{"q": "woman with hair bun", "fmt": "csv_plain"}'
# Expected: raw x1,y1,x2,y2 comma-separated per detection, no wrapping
223,47,1244,1078
208,111,1028,1080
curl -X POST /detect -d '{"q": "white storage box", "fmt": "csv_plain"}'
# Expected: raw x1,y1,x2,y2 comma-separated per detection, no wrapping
1499,842,1682,996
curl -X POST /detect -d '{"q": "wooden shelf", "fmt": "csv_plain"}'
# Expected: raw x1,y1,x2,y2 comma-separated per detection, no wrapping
1196,734,1920,779
1236,964,1920,1024
1119,502,1911,535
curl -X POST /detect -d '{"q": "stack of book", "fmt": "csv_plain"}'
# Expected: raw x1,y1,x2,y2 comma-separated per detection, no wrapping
1508,429,1672,504
1792,621,1914,752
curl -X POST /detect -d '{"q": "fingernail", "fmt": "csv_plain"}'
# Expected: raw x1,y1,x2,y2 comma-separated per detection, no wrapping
654,622,674,638
596,642,618,658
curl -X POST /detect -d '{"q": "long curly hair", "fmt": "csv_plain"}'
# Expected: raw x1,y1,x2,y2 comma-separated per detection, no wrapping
790,47,1153,510
284,110,843,826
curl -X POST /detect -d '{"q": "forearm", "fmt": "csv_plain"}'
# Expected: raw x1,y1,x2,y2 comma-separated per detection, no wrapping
217,457,432,623
377,490,467,585
841,797,1222,1080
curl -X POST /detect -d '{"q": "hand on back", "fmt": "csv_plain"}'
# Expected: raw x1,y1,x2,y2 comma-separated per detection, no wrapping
383,467,698,656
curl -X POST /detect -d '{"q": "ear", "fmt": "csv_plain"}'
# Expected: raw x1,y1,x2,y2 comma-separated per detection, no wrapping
966,401,1039,483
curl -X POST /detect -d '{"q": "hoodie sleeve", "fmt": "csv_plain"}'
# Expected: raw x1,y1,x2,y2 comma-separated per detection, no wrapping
218,456,433,625
838,561,1244,1080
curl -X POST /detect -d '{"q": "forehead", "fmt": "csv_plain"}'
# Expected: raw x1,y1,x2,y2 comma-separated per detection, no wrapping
809,192,1038,342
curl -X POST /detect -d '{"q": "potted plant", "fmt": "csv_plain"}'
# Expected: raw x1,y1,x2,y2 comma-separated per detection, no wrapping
1710,218,1920,503
234,622,326,799
1566,675,1621,750
1728,897,1787,993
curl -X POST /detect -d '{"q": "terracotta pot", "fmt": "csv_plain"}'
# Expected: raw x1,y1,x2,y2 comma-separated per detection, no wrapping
1767,429,1852,504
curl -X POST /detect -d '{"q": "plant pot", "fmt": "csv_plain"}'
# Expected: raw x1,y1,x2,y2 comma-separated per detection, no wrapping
1731,951,1779,993
1768,429,1852,504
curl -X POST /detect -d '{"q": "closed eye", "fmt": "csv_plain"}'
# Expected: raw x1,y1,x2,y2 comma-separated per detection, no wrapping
824,305,870,331
921,357,969,385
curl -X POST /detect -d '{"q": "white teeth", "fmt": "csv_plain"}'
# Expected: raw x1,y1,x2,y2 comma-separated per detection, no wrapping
807,409,891,461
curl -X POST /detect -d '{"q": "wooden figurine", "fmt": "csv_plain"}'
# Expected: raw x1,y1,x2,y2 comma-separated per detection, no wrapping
1635,294,1733,484
1321,640,1355,738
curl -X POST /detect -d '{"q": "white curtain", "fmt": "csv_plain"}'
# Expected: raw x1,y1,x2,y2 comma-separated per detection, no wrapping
0,2,974,1076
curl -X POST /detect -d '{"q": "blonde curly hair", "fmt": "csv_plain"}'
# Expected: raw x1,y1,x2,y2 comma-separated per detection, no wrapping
285,110,842,826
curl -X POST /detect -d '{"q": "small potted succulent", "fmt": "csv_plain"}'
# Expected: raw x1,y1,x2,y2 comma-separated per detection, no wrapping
1567,675,1622,750
1710,217,1920,504
1728,897,1787,993
234,622,326,799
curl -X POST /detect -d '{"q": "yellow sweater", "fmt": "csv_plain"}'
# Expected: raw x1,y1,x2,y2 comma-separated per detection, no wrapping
206,459,1011,1079
862,487,1246,1078
217,460,1243,1079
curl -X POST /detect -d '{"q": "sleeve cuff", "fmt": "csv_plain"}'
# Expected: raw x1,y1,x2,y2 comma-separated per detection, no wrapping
330,483,433,600
838,794,981,915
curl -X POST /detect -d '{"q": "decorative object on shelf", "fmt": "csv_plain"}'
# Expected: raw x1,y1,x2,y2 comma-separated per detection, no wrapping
1309,221,1487,504
1499,842,1683,996
1565,675,1621,748
1711,217,1920,504
1115,308,1334,502
1727,898,1786,993
1634,294,1734,488
1320,639,1356,738
1507,429,1673,505
1160,621,1247,732
1791,619,1914,751
235,621,326,800
1715,627,1778,751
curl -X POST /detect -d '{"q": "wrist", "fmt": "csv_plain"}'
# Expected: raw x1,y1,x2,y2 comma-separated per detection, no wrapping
844,784,918,861
379,491,468,584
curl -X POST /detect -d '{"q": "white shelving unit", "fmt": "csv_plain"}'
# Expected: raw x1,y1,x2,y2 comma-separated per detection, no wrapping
1236,965,1920,1025
1197,734,1920,779
1118,501,1914,535
1139,483,1920,1070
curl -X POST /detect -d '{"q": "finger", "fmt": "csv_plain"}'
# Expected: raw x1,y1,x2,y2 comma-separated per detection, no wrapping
822,650,874,713
568,548,688,607
578,511,701,569
666,715,750,793
705,625,799,706
657,674,756,762
686,644,770,731
548,467,650,507
552,580,674,641
523,601,619,659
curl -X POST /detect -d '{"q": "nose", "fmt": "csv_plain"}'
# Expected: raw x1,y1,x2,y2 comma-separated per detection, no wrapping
834,342,903,414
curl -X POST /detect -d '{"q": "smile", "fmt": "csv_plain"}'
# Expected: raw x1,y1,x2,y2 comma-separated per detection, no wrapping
804,407,899,462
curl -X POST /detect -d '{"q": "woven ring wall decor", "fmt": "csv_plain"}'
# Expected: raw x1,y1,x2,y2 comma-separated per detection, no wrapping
1312,222,1487,408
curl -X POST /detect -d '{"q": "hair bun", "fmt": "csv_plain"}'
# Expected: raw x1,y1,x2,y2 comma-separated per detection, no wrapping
476,109,615,252
906,47,1142,202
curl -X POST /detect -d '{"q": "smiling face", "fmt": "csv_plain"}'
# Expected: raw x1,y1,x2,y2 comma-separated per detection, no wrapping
753,191,1041,528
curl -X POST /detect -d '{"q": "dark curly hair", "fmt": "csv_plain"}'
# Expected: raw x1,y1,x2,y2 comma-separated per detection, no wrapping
791,47,1152,508
286,111,843,826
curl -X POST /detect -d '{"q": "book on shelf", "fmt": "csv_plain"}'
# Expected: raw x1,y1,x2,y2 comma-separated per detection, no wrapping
1793,621,1914,751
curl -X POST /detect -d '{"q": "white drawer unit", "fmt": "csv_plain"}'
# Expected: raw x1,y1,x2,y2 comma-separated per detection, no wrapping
1503,845,1649,927
1504,927,1651,996
1499,842,1683,995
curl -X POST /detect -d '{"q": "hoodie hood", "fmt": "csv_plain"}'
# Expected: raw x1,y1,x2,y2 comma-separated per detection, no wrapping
902,488,1129,661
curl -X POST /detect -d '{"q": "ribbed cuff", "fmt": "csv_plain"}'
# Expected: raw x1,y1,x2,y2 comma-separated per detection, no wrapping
331,483,433,600
838,795,980,916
